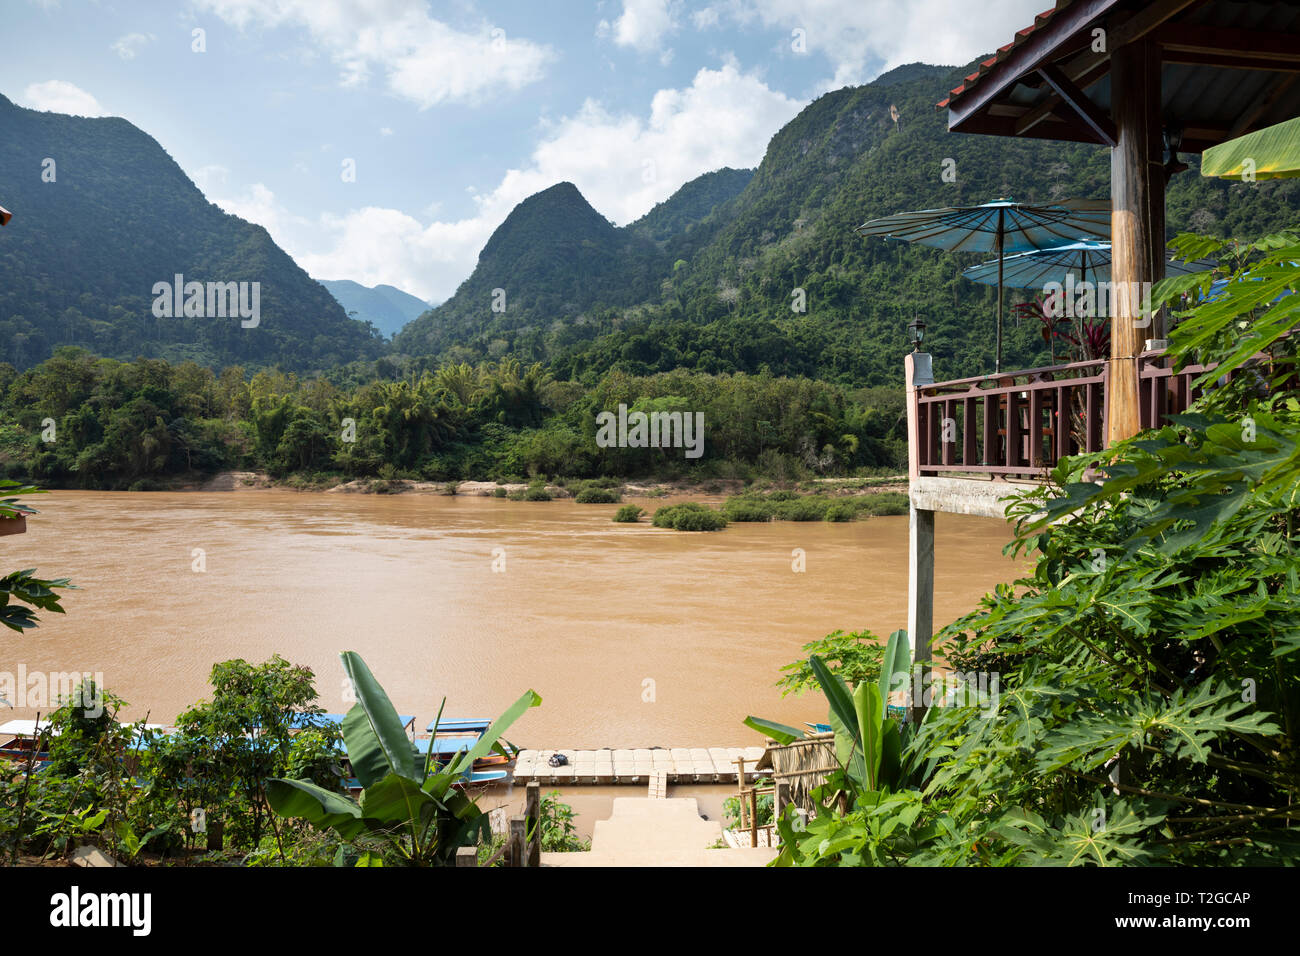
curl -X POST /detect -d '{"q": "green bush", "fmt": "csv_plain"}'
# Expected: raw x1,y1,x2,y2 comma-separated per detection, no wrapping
823,503,858,522
523,485,552,501
575,488,621,504
614,505,643,523
721,497,774,521
652,502,727,531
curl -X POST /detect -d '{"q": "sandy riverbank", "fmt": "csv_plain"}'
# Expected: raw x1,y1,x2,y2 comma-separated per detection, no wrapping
194,471,908,498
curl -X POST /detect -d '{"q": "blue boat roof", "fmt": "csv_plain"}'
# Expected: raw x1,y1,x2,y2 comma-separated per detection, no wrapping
412,734,479,754
426,718,491,732
289,712,414,730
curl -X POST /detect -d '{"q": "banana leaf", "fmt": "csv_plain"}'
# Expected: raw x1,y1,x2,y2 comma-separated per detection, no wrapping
742,716,804,745
340,651,416,786
877,628,911,715
360,771,441,827
266,778,368,840
441,688,541,778
1201,117,1300,181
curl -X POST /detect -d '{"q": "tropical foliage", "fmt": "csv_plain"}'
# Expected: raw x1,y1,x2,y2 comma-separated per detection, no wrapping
746,229,1299,865
267,651,540,866
0,351,907,487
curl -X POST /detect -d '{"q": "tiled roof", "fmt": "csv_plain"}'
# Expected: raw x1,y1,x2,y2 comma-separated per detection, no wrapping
937,3,1069,108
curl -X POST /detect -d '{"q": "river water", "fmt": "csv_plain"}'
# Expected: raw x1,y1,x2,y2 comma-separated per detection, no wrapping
4,490,1017,750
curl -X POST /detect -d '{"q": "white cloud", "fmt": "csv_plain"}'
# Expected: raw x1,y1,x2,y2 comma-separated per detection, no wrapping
194,0,553,108
601,0,680,53
112,32,155,61
18,80,109,117
211,182,305,242
694,0,1044,88
211,62,801,303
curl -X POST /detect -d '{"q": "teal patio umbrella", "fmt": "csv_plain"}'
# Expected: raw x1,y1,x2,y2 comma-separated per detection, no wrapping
856,198,1110,371
961,240,1217,289
963,240,1218,360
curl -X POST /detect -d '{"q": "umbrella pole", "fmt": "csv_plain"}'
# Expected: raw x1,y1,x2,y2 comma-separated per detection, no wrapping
996,209,1004,373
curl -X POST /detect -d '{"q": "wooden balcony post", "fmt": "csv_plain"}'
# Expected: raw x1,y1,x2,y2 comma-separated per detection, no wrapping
525,781,541,867
905,352,933,480
904,351,934,722
1107,38,1160,445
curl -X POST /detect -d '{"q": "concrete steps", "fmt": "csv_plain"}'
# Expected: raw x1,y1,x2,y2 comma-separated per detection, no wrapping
541,797,777,867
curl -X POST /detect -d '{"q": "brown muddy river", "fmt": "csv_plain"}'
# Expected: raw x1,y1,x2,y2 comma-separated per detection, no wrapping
4,490,1017,750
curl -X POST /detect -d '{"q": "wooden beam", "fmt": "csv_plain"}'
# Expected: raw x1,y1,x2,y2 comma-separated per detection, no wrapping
1162,50,1300,73
954,111,1104,144
1015,56,1112,135
1145,41,1168,341
1037,63,1118,146
1109,0,1206,48
1228,74,1298,139
1158,23,1300,64
947,0,1123,130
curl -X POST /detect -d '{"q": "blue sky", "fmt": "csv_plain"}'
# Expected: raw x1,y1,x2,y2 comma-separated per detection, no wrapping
6,0,1044,302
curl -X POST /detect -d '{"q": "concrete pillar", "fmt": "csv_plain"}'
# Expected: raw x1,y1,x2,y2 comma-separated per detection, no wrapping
907,503,935,672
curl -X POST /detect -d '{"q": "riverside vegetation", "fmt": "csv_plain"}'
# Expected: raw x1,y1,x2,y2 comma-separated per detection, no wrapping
0,649,586,867
746,228,1300,866
0,352,907,490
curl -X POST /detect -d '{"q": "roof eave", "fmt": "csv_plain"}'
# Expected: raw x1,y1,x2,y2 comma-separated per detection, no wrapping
945,0,1124,132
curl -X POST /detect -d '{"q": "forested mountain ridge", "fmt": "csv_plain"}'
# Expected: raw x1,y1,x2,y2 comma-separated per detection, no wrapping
395,63,1300,387
392,171,754,360
0,93,384,372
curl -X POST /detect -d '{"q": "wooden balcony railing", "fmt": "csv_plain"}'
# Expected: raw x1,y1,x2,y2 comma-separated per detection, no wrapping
912,351,1220,480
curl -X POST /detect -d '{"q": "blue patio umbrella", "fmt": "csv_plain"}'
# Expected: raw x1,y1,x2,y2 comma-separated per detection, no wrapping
856,199,1110,371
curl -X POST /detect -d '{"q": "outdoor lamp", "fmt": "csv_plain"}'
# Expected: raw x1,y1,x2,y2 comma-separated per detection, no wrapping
908,316,926,350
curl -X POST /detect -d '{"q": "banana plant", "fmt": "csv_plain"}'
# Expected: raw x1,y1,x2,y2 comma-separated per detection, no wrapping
745,629,918,795
267,651,540,866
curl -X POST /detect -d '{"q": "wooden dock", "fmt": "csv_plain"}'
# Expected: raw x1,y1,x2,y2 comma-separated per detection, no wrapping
514,746,767,785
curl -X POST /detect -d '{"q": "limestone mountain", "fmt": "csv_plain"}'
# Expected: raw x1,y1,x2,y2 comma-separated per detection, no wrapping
0,93,383,371
394,63,1299,386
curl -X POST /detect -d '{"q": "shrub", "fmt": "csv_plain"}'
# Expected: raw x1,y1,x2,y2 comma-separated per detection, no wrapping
523,485,552,501
823,503,858,522
721,497,774,522
652,502,727,531
575,488,621,504
858,492,909,516
614,505,643,523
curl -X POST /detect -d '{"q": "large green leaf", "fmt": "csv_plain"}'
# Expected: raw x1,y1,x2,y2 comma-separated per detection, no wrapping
340,651,416,787
810,654,858,745
1201,116,1300,181
359,771,440,828
877,628,911,716
853,682,883,790
743,716,804,745
444,688,541,777
267,778,368,840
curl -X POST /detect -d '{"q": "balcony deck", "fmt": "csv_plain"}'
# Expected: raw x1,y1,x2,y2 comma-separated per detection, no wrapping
910,350,1218,483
